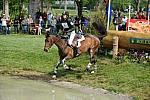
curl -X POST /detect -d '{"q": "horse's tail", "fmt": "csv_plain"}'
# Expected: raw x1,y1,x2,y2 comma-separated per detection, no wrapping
92,21,107,41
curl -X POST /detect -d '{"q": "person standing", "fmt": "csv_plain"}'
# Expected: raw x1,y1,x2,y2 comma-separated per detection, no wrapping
50,16,57,34
6,17,11,34
21,17,28,34
27,15,33,34
13,16,19,33
1,14,7,35
42,11,47,28
37,16,43,35
47,12,53,28
122,15,127,31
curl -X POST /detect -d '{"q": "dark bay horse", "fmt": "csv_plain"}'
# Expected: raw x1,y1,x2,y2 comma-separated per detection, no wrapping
44,34,100,78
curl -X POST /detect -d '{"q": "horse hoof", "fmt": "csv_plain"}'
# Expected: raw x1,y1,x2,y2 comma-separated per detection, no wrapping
86,68,90,72
64,65,70,70
91,71,95,74
52,75,57,79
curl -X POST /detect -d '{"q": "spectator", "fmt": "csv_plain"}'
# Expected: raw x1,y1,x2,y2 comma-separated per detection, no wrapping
42,11,47,28
138,11,146,19
121,15,127,31
19,13,24,31
6,17,11,34
49,16,57,34
21,17,28,34
113,10,118,30
118,13,123,31
35,10,42,24
81,16,89,33
1,14,7,35
27,15,33,34
13,16,19,33
131,11,138,19
113,10,122,31
47,12,53,28
37,16,43,35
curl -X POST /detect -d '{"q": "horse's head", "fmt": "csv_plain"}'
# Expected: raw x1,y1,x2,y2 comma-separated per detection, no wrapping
44,34,56,52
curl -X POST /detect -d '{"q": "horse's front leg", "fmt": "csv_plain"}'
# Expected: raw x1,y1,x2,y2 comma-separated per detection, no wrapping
52,60,62,79
53,60,61,74
61,57,70,70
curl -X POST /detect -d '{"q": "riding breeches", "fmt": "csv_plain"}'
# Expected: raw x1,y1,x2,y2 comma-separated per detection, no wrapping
68,30,76,46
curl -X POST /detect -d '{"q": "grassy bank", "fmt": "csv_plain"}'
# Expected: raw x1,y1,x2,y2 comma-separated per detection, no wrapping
0,34,150,100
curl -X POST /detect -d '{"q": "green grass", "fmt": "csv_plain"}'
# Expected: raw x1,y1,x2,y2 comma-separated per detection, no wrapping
52,9,92,17
0,34,150,100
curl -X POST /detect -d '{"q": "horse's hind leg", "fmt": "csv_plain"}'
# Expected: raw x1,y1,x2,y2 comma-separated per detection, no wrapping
86,49,93,72
92,55,97,72
90,55,97,73
86,62,92,72
87,49,97,73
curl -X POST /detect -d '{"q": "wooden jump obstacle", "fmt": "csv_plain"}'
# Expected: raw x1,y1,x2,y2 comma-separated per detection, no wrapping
102,30,150,57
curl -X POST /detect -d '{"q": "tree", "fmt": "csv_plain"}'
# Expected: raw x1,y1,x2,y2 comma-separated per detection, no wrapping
83,0,97,9
133,0,141,11
64,0,67,11
3,0,9,19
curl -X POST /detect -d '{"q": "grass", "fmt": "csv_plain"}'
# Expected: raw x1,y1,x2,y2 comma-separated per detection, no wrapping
52,8,92,17
0,34,150,100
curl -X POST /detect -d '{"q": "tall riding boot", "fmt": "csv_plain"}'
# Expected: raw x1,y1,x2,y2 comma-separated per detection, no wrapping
76,48,80,56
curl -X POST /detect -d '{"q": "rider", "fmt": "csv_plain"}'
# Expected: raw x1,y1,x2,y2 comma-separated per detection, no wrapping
59,11,81,56
60,11,75,44
60,11,76,55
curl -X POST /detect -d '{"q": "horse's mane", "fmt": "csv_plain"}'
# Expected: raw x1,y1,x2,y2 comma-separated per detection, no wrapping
45,34,50,38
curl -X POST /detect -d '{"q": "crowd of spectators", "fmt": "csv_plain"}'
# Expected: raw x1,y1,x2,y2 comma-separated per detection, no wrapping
131,11,147,19
112,9,148,31
0,11,59,35
0,8,148,35
0,10,90,35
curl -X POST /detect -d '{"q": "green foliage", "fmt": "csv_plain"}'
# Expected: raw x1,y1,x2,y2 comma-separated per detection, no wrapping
0,0,148,18
112,0,132,10
83,0,97,8
112,0,148,11
0,1,2,11
90,2,106,35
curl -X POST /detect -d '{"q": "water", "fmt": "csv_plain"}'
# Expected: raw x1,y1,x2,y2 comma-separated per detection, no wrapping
0,76,131,100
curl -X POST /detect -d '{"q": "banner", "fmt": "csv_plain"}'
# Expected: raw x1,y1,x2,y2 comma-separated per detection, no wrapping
130,38,150,45
127,19,150,33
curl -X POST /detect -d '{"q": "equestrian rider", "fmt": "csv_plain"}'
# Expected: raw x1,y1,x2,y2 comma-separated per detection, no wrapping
59,11,82,56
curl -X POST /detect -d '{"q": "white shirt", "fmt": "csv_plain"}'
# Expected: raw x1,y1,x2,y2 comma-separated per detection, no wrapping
1,18,7,26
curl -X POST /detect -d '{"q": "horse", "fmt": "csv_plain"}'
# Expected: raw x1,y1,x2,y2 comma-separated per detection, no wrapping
44,34,100,78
